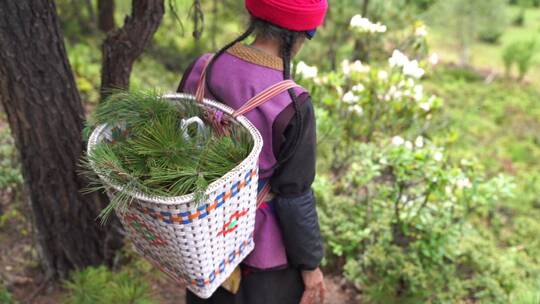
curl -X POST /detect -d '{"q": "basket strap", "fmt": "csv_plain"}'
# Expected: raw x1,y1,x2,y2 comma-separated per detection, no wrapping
195,54,215,103
195,55,300,117
232,80,300,118
256,183,272,208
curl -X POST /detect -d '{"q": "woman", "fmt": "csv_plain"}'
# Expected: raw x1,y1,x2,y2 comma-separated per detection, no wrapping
178,1,328,303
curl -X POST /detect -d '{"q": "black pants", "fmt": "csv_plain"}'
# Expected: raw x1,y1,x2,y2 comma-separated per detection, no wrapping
186,267,304,304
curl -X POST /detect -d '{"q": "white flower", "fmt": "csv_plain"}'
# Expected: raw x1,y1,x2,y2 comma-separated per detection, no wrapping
428,53,440,66
341,60,352,75
403,60,425,79
350,15,387,33
352,84,365,92
419,95,437,112
336,86,344,97
351,60,370,73
413,85,424,101
343,91,359,104
419,102,431,112
349,105,364,115
389,50,409,68
403,89,412,98
342,60,370,75
456,177,472,189
433,151,444,162
391,136,405,146
296,61,318,79
405,141,413,150
378,70,389,80
387,85,402,100
415,25,428,37
415,136,424,148
314,75,328,85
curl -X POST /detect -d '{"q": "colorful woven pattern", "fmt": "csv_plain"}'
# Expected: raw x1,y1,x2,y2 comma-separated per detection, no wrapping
135,169,257,225
125,213,167,246
217,209,250,237
192,238,252,287
109,126,130,144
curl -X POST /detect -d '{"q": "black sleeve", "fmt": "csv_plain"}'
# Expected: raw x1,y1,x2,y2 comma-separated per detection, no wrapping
270,97,324,271
270,99,316,196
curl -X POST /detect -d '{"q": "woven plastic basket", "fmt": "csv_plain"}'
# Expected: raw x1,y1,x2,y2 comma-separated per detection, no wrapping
87,93,263,298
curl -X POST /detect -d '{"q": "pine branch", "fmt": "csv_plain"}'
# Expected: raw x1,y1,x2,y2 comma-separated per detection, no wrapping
82,90,254,220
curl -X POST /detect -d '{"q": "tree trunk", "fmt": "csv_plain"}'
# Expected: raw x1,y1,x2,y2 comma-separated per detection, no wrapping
0,1,122,280
100,0,165,100
98,0,115,33
85,0,97,29
362,0,370,16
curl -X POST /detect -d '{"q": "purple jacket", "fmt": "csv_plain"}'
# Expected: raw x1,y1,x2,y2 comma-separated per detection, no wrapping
179,44,323,271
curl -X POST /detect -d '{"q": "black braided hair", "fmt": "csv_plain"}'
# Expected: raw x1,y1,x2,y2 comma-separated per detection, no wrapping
205,23,255,102
205,18,306,169
277,31,304,166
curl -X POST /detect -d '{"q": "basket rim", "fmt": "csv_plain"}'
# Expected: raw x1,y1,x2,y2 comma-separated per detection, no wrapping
86,92,263,206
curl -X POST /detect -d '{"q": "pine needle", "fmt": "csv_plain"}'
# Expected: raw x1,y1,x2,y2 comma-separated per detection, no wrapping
82,90,254,222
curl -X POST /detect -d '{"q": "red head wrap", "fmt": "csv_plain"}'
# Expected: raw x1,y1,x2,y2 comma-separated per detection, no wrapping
245,0,328,31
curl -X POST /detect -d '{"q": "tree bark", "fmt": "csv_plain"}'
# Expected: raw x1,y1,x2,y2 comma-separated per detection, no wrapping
362,0,370,16
98,0,115,33
100,0,165,100
0,0,122,279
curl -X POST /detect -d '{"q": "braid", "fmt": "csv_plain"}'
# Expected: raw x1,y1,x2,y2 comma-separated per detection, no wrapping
277,32,304,166
205,23,255,103
204,18,305,170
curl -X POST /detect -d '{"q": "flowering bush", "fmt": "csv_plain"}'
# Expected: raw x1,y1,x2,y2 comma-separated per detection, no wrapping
298,49,441,143
314,139,515,303
296,17,517,303
350,14,387,33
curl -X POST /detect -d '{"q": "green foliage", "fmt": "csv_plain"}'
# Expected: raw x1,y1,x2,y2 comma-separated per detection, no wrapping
513,9,526,26
67,40,102,104
502,39,538,80
425,68,540,302
478,27,505,44
83,90,253,221
0,284,15,304
314,140,517,302
409,0,437,10
0,127,22,191
428,0,508,64
299,34,539,301
64,266,156,304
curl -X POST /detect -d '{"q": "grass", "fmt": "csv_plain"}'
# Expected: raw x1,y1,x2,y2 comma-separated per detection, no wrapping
428,6,540,82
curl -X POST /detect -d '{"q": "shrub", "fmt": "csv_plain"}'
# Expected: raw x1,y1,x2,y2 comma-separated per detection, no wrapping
478,27,504,44
63,266,156,304
502,39,538,80
314,139,516,302
512,10,525,26
299,40,519,301
0,284,15,304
